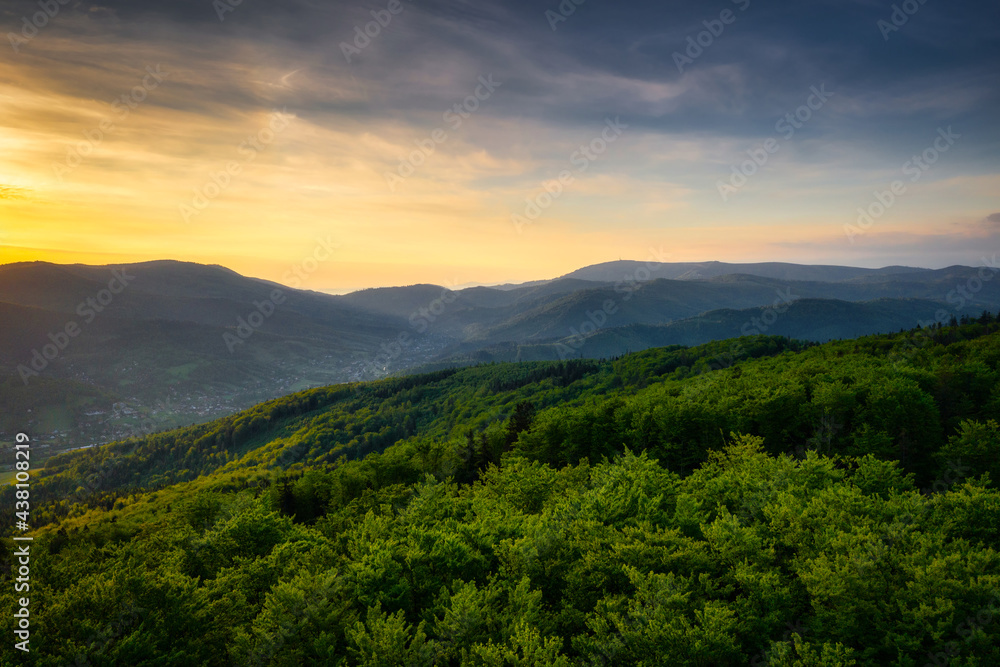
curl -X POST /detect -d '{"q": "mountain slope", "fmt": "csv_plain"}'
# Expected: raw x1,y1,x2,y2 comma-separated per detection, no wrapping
559,260,930,283
3,258,999,454
460,269,1000,348
0,260,404,335
3,321,1000,665
552,297,959,358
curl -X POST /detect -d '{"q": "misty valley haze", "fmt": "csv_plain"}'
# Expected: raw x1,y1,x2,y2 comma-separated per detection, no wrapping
2,257,1000,454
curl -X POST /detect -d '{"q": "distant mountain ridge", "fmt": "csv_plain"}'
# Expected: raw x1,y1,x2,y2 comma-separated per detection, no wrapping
557,260,930,284
2,257,998,452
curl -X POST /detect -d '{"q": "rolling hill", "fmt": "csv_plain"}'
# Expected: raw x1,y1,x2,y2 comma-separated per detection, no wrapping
2,258,999,453
2,320,999,664
557,260,931,283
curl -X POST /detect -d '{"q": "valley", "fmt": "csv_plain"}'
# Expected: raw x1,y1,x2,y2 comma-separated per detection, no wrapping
2,316,998,664
3,259,999,461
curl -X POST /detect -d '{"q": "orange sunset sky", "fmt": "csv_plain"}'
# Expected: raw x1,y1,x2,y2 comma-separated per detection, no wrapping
1,1,998,292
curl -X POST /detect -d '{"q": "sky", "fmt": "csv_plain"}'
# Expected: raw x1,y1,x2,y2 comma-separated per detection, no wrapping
1,0,998,291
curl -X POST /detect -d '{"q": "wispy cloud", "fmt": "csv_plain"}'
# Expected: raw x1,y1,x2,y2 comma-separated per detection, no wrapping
0,185,29,200
1,0,998,286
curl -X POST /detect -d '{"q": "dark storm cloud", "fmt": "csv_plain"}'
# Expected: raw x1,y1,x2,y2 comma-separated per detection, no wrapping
13,2,997,117
4,0,998,273
7,0,998,167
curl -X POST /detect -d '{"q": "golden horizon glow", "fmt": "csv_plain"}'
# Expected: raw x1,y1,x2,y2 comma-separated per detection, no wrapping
2,13,999,291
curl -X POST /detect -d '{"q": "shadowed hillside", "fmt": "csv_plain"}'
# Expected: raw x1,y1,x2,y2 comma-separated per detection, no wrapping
2,319,999,664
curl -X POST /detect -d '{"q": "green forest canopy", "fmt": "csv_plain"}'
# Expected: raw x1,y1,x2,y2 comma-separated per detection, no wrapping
2,316,1000,665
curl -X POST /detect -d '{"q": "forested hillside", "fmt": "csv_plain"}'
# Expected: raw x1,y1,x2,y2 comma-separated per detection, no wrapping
3,317,1000,665
5,260,997,454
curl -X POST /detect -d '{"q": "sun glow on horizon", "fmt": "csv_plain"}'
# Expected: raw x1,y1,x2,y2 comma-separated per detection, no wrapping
1,5,998,289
